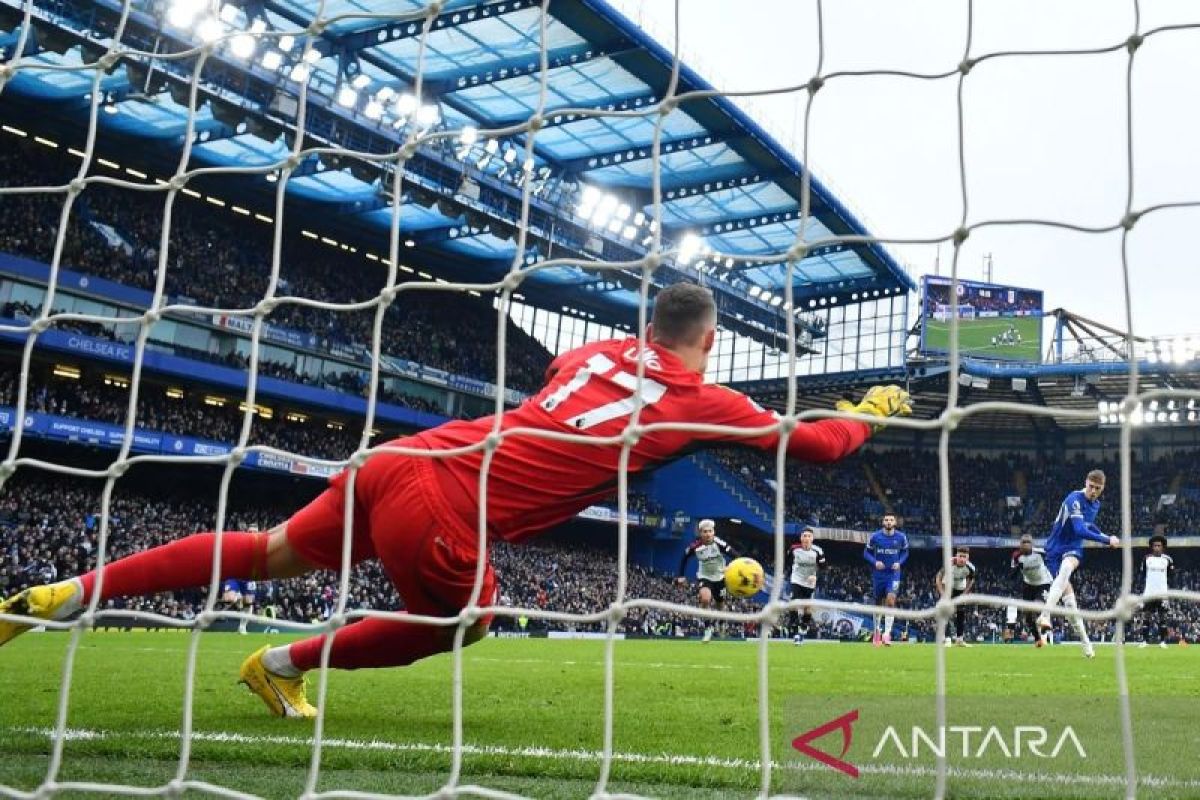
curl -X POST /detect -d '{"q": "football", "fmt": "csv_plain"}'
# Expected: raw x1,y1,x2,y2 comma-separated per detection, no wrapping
724,557,765,598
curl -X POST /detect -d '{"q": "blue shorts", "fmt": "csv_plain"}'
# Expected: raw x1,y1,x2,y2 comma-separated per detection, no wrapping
873,572,901,599
221,579,244,595
1044,548,1083,579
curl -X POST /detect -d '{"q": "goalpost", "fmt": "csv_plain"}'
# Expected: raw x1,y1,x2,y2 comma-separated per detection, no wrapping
0,1,1197,797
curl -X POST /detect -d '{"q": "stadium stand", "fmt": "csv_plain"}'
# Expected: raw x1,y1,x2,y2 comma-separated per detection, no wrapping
711,445,1199,538
0,469,681,635
2,450,1197,644
0,139,552,394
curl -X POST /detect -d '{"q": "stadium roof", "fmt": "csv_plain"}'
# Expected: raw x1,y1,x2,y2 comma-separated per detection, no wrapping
741,358,1200,437
0,0,914,349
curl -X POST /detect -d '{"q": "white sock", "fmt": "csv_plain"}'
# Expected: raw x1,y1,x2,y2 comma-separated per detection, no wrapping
50,578,85,620
874,614,881,635
884,615,895,636
262,645,302,678
1062,594,1091,647
1043,561,1076,612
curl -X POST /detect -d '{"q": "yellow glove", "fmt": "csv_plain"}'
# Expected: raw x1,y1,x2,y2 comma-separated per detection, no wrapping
835,385,913,432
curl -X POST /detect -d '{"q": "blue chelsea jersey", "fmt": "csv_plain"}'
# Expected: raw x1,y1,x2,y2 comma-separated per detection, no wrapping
864,529,909,570
1046,490,1104,553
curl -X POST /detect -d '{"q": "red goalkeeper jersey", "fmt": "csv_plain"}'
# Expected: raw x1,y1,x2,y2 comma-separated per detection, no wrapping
399,337,869,543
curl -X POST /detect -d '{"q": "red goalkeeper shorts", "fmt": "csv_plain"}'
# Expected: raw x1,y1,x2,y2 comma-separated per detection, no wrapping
284,438,496,625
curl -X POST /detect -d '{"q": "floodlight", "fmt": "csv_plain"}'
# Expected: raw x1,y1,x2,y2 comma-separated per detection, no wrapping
230,34,255,58
394,93,418,115
196,16,223,43
415,104,440,126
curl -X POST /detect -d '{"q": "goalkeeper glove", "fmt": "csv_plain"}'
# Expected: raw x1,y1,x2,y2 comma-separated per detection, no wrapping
835,385,913,433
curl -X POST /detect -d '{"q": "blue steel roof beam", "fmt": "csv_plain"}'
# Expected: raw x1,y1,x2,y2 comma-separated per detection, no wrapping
555,132,728,175
18,9,817,349
322,0,541,57
656,172,782,205
498,90,660,131
720,242,865,274
577,279,628,294
668,206,804,237
251,0,565,142
568,0,915,294
423,40,637,96
404,222,486,246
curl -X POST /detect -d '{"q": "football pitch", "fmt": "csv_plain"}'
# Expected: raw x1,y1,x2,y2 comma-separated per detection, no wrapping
923,316,1042,361
2,632,1199,799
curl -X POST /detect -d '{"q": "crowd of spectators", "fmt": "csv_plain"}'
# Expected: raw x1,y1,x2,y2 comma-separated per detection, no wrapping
0,299,449,417
0,367,381,461
923,284,1041,316
0,471,699,636
3,470,1198,644
4,356,1199,549
4,136,1200,647
709,445,1200,538
0,139,552,393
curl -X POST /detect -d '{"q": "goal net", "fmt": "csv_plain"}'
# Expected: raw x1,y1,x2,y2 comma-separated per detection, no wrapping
0,0,1197,798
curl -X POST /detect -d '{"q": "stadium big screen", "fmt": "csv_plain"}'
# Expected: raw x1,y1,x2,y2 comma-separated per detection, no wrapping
920,276,1044,362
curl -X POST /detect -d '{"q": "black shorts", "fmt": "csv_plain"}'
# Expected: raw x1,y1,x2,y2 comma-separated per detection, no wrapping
1021,583,1051,603
1142,599,1169,615
699,578,727,602
791,584,815,601
951,588,966,600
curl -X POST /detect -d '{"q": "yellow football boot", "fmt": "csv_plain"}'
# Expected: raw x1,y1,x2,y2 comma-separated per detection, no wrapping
239,645,317,719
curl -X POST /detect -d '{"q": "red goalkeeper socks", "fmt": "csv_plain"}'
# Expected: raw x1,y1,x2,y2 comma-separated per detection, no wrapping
79,531,270,603
287,617,447,671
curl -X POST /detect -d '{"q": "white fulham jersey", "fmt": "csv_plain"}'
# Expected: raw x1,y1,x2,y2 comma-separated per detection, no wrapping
1012,547,1053,586
681,536,736,582
949,561,976,592
789,543,826,588
1142,553,1174,597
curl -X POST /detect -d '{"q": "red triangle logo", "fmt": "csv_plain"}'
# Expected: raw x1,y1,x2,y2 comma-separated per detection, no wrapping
791,709,860,778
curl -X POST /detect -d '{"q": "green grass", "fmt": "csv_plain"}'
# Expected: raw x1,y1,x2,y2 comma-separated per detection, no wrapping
1,632,1198,798
924,316,1041,361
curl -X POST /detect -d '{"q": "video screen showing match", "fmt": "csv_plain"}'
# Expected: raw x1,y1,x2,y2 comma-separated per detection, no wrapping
921,276,1044,362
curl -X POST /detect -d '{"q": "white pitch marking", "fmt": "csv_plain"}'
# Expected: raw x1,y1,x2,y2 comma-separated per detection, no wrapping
10,727,1199,790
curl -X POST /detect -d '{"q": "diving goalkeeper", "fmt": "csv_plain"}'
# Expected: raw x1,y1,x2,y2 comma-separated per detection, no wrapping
0,283,911,717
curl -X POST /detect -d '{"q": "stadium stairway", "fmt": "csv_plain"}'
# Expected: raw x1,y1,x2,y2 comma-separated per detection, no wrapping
653,453,778,531
862,463,893,514
1168,470,1185,498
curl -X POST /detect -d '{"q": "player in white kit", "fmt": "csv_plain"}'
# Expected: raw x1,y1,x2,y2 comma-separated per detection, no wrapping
1138,534,1175,649
1010,533,1054,646
935,547,976,647
787,527,826,644
676,519,738,642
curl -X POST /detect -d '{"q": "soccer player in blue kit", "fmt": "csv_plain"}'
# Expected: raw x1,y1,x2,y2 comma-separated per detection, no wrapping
1036,469,1120,658
864,513,908,646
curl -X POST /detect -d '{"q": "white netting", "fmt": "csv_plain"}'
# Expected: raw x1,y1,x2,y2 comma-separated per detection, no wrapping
1,0,1199,797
